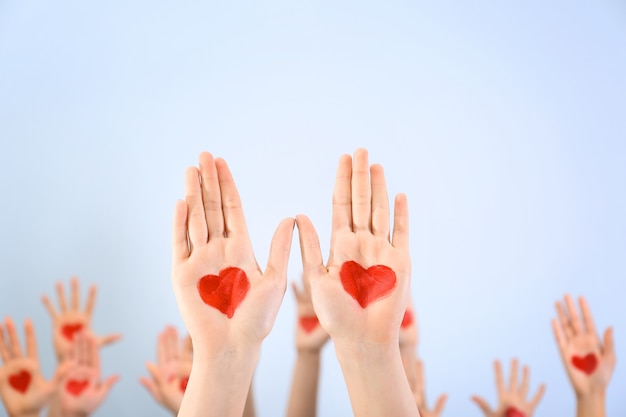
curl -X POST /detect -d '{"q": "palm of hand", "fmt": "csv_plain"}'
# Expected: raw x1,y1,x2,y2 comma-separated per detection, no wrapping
52,312,88,360
563,333,612,395
174,236,283,351
60,367,103,415
315,231,410,344
0,358,52,415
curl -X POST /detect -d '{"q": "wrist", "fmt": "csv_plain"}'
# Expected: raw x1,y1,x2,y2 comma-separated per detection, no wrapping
335,340,399,367
11,413,41,417
577,391,606,417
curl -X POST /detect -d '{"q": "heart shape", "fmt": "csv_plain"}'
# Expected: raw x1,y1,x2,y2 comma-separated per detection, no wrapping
197,267,250,319
8,370,31,394
571,353,598,375
66,379,89,397
299,316,320,334
339,261,396,308
179,376,189,393
505,407,525,417
61,323,84,341
401,309,414,328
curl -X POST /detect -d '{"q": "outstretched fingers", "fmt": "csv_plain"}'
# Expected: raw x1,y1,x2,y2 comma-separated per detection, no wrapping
24,319,38,361
331,154,353,233
351,148,371,232
199,152,225,239
432,394,448,415
370,163,390,239
391,193,409,251
264,217,295,282
215,158,248,237
529,383,546,409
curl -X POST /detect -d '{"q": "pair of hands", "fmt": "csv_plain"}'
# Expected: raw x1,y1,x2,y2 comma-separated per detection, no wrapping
471,294,616,417
171,149,417,416
0,279,120,417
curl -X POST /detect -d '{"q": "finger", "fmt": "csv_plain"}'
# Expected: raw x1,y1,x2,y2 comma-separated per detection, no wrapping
56,282,68,312
52,360,75,386
291,282,304,303
184,334,192,357
215,158,248,237
556,301,574,341
509,358,519,392
41,295,58,319
580,296,600,343
71,277,80,311
184,166,209,248
565,294,583,335
199,152,225,239
602,327,616,363
146,361,165,385
0,325,10,362
295,215,326,280
351,148,371,232
264,217,295,282
139,376,161,401
172,200,190,262
6,317,23,358
433,393,448,415
98,374,120,398
157,329,167,366
494,360,505,398
24,319,38,360
471,396,493,416
84,285,97,319
414,359,425,402
391,193,410,251
520,365,530,399
370,164,390,239
331,154,353,233
88,334,99,371
168,326,179,360
98,333,123,347
529,383,546,409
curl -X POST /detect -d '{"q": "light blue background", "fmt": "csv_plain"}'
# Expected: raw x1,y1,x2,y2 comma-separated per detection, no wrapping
1,1,625,416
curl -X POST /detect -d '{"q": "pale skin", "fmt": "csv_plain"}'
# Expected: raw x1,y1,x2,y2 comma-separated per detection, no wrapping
552,295,616,417
295,148,419,416
41,277,121,362
413,360,447,417
58,332,119,417
140,326,192,415
471,359,546,417
171,152,294,417
399,303,418,401
0,317,69,417
286,277,330,417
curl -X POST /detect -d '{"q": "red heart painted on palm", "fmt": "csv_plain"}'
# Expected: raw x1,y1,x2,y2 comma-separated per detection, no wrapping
179,376,189,393
66,379,89,397
61,323,84,341
339,261,396,308
401,310,414,328
299,316,320,333
197,267,250,319
505,407,525,417
571,353,598,375
8,370,31,394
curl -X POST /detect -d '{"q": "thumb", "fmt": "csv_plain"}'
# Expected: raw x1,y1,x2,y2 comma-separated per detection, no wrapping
471,396,493,416
264,217,295,282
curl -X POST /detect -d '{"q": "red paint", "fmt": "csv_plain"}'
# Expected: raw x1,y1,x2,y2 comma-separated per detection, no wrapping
339,261,396,308
299,316,319,333
505,407,525,417
179,376,189,393
66,379,89,397
401,310,413,328
197,267,250,319
8,370,31,394
61,323,84,341
571,353,598,375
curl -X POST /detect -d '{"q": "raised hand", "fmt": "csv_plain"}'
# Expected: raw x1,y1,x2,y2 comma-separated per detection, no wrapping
552,295,615,417
140,326,192,415
0,317,67,417
58,332,119,417
471,359,545,417
41,277,121,361
413,360,447,417
286,277,330,417
296,148,417,416
171,152,293,417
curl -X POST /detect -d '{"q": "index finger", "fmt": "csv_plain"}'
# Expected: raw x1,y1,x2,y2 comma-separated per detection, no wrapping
215,158,249,237
331,154,353,233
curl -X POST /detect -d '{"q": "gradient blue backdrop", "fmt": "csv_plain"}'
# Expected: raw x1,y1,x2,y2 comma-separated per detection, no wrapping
1,1,625,416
